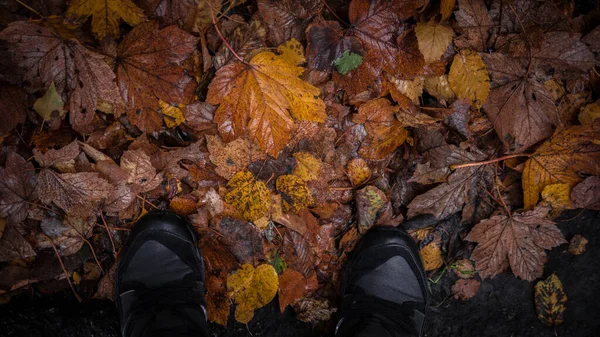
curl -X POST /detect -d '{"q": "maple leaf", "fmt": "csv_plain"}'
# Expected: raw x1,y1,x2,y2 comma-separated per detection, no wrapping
227,263,279,323
206,52,326,157
0,226,36,263
466,207,566,281
534,273,567,326
36,170,112,217
213,20,267,70
115,21,197,132
0,85,27,134
0,21,123,133
0,152,36,225
454,0,493,52
415,20,454,63
257,0,323,45
66,0,145,40
522,123,600,209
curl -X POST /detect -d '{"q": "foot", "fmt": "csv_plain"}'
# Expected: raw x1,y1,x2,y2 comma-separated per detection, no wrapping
115,211,207,337
336,226,429,337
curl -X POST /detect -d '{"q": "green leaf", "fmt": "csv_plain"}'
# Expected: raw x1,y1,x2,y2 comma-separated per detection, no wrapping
269,251,287,274
33,82,64,120
334,51,363,75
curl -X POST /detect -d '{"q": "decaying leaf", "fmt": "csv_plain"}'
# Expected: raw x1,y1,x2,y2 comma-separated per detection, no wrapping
257,0,323,46
278,269,308,313
534,273,567,326
466,207,566,281
579,101,600,125
66,0,145,39
346,158,371,186
33,82,64,121
207,136,266,180
452,279,480,301
453,258,475,279
278,38,305,65
276,175,314,213
292,152,321,182
292,298,336,324
224,170,271,222
355,186,387,234
448,49,490,108
227,263,279,324
206,274,231,326
420,242,444,271
571,176,600,210
415,20,453,63
568,235,588,255
207,52,326,157
0,152,37,225
0,86,27,135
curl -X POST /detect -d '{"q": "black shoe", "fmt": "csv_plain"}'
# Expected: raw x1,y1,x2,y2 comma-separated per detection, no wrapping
336,226,429,337
115,211,207,337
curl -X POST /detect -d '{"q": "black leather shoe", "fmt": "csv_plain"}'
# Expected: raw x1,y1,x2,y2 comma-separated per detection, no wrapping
115,211,207,337
336,226,429,337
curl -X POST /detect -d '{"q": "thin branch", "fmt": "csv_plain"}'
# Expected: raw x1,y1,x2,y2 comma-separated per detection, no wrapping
41,232,82,302
14,0,43,19
320,0,348,25
64,217,105,274
209,1,248,65
100,213,116,256
450,153,532,170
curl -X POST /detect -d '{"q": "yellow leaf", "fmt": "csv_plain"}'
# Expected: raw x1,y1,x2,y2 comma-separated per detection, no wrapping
276,175,314,213
387,75,424,104
441,0,457,21
225,170,271,221
541,183,574,214
420,242,444,271
522,123,600,209
159,100,185,128
278,38,305,65
292,152,321,182
449,49,490,109
579,101,600,125
227,263,279,324
346,158,371,186
534,273,567,326
73,271,81,285
415,20,454,63
424,75,456,103
33,82,64,121
66,0,145,40
207,135,266,180
206,52,326,157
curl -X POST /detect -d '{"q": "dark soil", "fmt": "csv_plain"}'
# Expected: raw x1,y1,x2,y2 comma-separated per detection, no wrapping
1,210,598,337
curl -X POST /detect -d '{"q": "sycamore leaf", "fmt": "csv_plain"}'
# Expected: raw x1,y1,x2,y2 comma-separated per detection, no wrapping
207,136,266,180
227,263,279,324
37,170,112,217
34,82,65,121
454,0,493,52
466,207,566,281
0,21,123,133
276,174,314,213
534,274,567,326
66,0,145,40
0,226,36,263
0,85,27,134
334,50,363,75
225,170,271,221
278,38,305,66
347,158,371,186
522,123,600,209
415,20,453,63
448,49,490,109
257,0,323,45
116,21,197,132
206,52,326,157
292,152,321,182
0,152,36,225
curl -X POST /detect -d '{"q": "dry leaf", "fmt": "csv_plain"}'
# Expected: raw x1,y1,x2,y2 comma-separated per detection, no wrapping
227,263,279,324
224,170,271,222
452,278,480,300
466,207,566,281
206,52,326,157
534,273,567,326
415,20,453,63
66,0,144,39
448,49,490,108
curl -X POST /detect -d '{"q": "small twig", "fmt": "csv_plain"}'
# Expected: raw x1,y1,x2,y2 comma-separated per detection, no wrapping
320,0,348,25
494,163,512,218
450,153,532,170
65,218,105,274
100,213,117,256
209,1,248,65
14,0,43,19
329,186,354,191
41,232,82,302
136,195,158,209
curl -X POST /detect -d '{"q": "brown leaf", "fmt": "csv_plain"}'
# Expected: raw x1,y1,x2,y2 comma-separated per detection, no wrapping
278,269,307,313
355,186,387,234
218,217,265,264
121,149,163,193
257,0,323,45
0,152,37,225
466,207,566,281
568,234,588,255
33,140,80,171
283,229,316,278
0,85,27,134
452,278,480,300
37,170,112,217
140,0,197,29
454,0,493,52
116,21,197,132
214,20,266,69
534,273,567,326
0,21,123,133
93,263,116,300
205,274,231,326
571,176,600,210
529,32,595,80
453,258,475,279
207,136,266,180
292,298,336,323
0,226,36,263
169,195,198,215
37,216,94,256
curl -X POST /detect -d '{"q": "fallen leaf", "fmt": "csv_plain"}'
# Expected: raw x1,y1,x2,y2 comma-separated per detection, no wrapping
33,82,65,121
66,0,145,39
0,226,36,263
420,242,444,271
33,140,80,171
116,21,197,132
0,152,37,225
120,149,163,193
159,100,185,128
571,176,600,210
415,20,453,63
440,0,456,21
292,152,321,182
205,274,231,326
423,75,455,103
283,229,316,278
522,123,600,209
541,184,574,214
334,50,363,75
224,170,271,222
140,0,197,28
227,263,279,324
466,207,566,281
453,258,475,279
292,298,336,324
535,273,567,326
579,101,600,125
207,136,266,180
568,235,588,255
278,38,305,65
169,195,198,215
93,263,116,300
276,175,314,213
0,85,27,134
387,75,424,104
257,0,323,45
452,278,480,300
448,49,490,108
213,20,267,70
38,216,94,256
219,217,266,264
355,186,387,234
454,0,493,52
206,52,326,157
346,158,371,186
278,269,307,313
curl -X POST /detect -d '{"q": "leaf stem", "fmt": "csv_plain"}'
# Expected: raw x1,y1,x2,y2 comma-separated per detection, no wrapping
209,2,248,65
100,213,116,256
450,153,532,170
320,0,348,25
14,0,43,19
41,232,82,302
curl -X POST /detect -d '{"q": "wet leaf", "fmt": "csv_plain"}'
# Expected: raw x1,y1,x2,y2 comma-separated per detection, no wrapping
346,158,371,186
227,263,279,324
568,235,588,255
206,52,326,157
292,152,321,182
292,298,336,324
453,258,475,279
534,273,567,326
0,152,37,225
420,242,444,271
452,278,480,300
33,82,65,121
213,20,267,70
257,0,323,46
120,149,163,193
278,269,307,313
440,0,456,22
454,0,492,52
579,101,600,125
278,38,305,66
541,184,574,214
571,176,600,210
334,50,363,75
141,0,197,28
415,20,453,63
355,186,387,234
276,175,314,213
159,100,185,128
0,226,36,263
66,0,144,39
207,136,266,180
466,207,566,281
448,49,490,109
224,170,271,222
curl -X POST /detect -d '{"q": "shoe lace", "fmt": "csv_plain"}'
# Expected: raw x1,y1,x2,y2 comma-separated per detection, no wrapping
336,293,419,337
125,282,206,337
